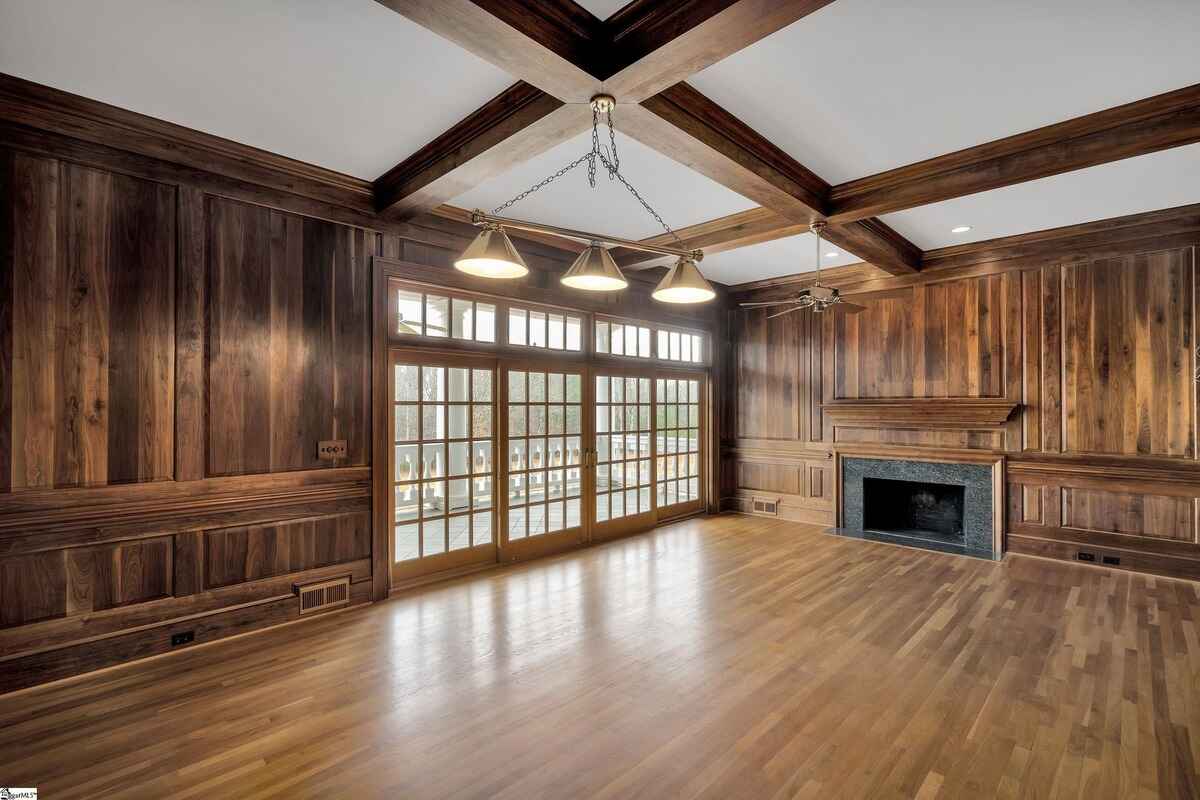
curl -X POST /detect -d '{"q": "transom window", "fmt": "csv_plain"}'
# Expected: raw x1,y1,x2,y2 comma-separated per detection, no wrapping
595,320,652,358
657,328,704,364
396,287,496,343
508,306,583,351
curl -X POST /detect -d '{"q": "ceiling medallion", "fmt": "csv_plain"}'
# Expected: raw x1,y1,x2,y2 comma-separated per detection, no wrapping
739,221,865,317
455,94,714,304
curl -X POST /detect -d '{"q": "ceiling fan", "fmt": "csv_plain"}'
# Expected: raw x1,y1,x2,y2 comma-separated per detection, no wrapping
740,221,865,318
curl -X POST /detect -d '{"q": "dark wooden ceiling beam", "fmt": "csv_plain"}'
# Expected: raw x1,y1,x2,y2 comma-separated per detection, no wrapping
610,207,803,268
623,83,920,274
373,0,602,101
600,0,835,102
827,82,1200,224
373,81,592,219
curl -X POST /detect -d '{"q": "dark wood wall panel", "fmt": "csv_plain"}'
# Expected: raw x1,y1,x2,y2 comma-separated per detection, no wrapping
0,536,172,629
1061,250,1195,457
735,309,801,440
1061,488,1196,542
0,153,175,490
204,511,371,589
206,197,372,477
828,274,1014,400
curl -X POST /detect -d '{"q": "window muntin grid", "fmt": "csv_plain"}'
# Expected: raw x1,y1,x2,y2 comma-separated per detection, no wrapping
656,329,704,364
594,375,653,522
508,306,583,352
594,320,652,359
506,370,584,540
655,377,701,509
393,364,494,561
396,288,496,343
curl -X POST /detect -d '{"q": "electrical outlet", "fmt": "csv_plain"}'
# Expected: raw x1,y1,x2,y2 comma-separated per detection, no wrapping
171,630,195,647
1076,552,1095,562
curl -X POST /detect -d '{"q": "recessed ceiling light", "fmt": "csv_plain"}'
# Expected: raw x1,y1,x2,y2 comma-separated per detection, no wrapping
825,251,839,258
951,225,972,233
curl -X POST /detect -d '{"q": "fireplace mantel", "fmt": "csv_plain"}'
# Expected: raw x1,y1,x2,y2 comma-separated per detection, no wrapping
820,399,1019,429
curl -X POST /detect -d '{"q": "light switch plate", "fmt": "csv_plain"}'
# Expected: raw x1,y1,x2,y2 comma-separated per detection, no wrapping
318,440,347,460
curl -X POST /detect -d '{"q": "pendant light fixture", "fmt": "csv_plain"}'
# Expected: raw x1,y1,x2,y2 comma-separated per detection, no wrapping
561,242,627,291
652,256,716,303
453,223,528,278
454,94,714,303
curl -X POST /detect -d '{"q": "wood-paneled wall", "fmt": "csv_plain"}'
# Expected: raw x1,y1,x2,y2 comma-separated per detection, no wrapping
0,139,387,690
727,237,1200,581
0,79,715,689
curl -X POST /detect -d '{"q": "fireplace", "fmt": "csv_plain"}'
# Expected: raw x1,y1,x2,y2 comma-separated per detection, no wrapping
863,478,965,541
834,456,998,559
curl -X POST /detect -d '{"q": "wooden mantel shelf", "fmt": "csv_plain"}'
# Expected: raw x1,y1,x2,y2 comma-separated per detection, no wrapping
820,399,1019,428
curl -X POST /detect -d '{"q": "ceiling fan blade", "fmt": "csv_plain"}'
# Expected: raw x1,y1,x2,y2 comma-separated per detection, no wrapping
832,301,866,314
739,300,795,308
767,305,807,320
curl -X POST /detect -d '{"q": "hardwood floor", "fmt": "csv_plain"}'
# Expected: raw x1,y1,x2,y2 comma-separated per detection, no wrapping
2,514,1198,799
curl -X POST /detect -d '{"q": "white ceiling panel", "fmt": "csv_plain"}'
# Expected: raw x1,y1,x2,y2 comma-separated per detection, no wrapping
881,143,1200,250
691,0,1200,183
0,0,514,179
454,130,757,240
574,0,629,21
679,232,859,287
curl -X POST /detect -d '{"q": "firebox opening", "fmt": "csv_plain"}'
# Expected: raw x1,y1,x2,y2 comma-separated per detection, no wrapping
863,477,966,541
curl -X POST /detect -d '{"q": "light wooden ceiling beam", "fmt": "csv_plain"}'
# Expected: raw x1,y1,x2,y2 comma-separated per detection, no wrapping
827,83,1200,224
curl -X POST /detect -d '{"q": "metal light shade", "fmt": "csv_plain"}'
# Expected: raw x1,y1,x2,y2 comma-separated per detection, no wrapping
561,244,628,291
455,225,529,279
652,257,716,304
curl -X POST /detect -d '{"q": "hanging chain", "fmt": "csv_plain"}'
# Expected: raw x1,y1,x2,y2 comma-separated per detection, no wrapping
488,103,682,246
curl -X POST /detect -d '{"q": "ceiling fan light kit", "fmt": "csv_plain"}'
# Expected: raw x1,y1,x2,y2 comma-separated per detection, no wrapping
454,94,714,303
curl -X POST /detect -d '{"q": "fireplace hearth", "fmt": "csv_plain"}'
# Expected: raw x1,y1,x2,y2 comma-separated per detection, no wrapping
833,456,998,559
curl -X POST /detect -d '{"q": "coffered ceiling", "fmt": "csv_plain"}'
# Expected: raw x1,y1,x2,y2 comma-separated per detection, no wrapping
2,0,1198,287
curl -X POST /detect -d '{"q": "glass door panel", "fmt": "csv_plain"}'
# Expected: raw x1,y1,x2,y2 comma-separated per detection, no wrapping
656,375,704,518
500,364,586,560
392,352,497,582
592,372,655,541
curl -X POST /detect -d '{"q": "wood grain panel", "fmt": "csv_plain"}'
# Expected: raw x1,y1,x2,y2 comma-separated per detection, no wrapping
204,512,371,589
1062,250,1195,457
0,551,65,628
1062,487,1196,542
1,154,175,490
735,308,800,440
831,274,1012,400
735,462,800,495
206,197,372,476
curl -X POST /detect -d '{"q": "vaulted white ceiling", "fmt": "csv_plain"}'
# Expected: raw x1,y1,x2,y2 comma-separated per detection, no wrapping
453,130,758,240
0,0,514,179
691,0,1200,183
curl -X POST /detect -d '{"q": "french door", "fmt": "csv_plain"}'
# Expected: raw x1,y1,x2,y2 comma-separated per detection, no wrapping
389,351,707,583
498,361,588,561
591,370,656,541
390,350,497,583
